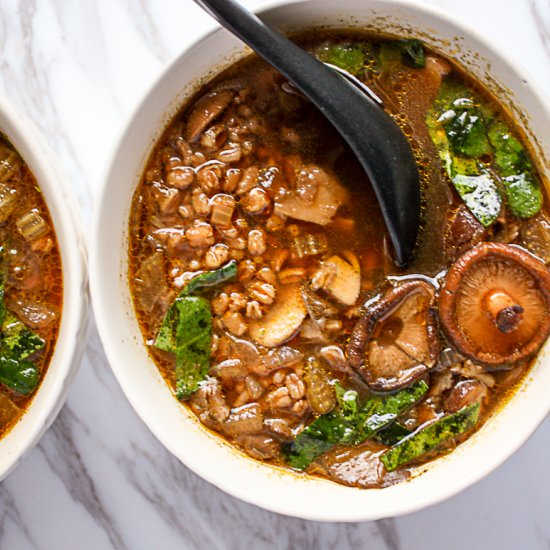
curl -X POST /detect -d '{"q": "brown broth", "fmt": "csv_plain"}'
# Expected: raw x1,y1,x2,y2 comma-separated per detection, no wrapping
128,31,549,488
0,135,63,437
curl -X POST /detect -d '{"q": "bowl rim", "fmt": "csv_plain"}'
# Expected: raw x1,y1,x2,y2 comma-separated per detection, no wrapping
0,92,88,481
90,0,550,521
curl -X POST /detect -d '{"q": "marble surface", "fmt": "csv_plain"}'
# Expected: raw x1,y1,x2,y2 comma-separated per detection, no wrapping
0,0,549,548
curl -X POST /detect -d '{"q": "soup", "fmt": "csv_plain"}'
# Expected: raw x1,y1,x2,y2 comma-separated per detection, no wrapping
0,134,62,437
128,32,550,488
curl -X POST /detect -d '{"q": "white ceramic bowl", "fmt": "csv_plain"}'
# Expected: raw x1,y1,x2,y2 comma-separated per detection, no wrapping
0,96,88,480
91,0,550,521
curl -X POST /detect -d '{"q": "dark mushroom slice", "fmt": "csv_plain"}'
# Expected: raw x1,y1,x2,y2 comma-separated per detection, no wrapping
439,242,550,365
185,90,235,142
347,281,439,392
248,283,307,348
444,379,488,413
444,204,487,261
310,440,411,489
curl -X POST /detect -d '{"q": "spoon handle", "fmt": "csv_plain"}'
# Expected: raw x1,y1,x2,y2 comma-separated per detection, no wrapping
194,0,378,122
193,0,420,267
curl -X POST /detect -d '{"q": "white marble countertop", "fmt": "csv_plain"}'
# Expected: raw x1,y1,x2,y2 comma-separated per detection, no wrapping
0,0,549,548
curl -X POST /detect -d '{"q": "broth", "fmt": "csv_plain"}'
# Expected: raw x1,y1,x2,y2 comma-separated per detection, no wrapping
0,134,63,438
128,32,549,488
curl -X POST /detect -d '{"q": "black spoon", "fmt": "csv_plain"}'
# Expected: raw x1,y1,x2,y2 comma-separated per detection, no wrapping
194,0,420,267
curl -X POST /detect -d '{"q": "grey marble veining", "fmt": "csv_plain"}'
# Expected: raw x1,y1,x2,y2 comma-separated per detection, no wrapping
530,0,550,59
0,0,549,549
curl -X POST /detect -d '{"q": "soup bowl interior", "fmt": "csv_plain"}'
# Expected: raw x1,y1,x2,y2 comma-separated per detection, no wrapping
91,0,550,521
0,96,88,480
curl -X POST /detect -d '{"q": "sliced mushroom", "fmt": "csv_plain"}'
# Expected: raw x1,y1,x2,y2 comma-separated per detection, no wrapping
347,281,439,391
262,346,303,371
444,379,488,413
300,284,339,341
450,360,495,387
439,242,550,365
236,433,280,460
274,166,348,225
311,253,361,306
222,403,264,437
248,283,307,347
302,285,338,320
185,90,235,142
0,393,20,428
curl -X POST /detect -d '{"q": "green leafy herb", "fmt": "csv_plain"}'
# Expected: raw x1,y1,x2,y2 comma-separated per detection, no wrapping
0,356,39,395
378,39,425,70
442,103,491,158
316,43,367,75
175,297,212,400
397,39,425,68
284,380,428,470
426,91,502,227
359,381,429,436
501,173,543,219
181,260,237,297
1,312,45,360
427,80,542,222
488,120,542,218
284,413,352,470
374,423,411,446
154,262,236,400
334,383,359,420
381,403,480,471
488,120,530,175
0,249,44,395
156,295,212,400
452,173,502,227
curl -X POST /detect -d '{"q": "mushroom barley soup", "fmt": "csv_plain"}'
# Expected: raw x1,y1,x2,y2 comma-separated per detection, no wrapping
129,33,550,488
0,135,62,438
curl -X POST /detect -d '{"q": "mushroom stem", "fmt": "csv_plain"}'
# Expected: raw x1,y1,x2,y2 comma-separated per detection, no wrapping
484,290,524,333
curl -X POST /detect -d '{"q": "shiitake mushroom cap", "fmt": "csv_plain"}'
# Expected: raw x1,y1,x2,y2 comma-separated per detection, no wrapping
347,280,439,392
439,242,550,365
